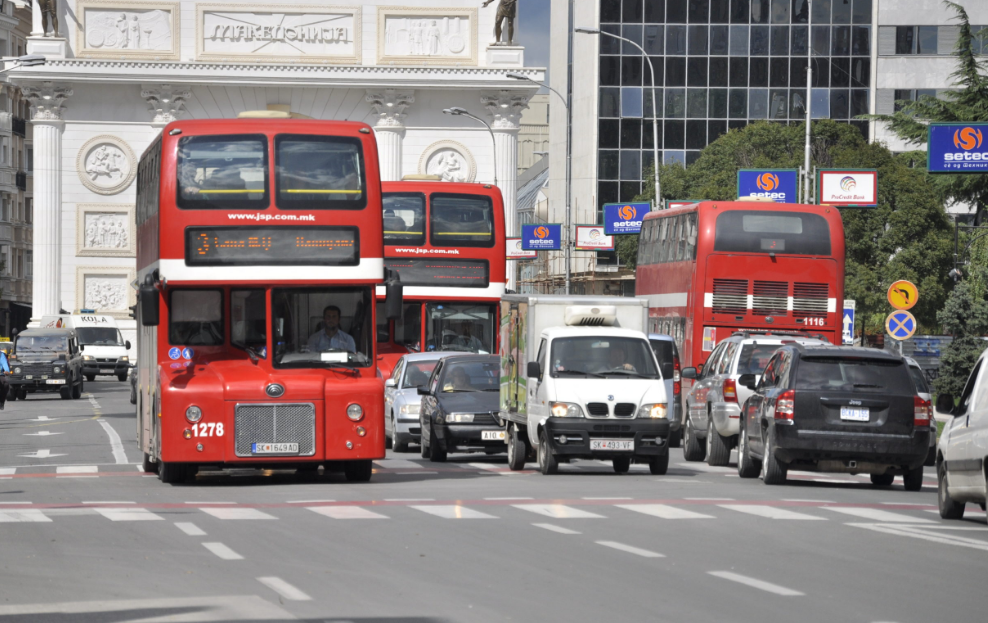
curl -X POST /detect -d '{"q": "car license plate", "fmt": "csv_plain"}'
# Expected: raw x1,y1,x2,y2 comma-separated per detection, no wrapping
251,442,299,454
482,430,506,441
590,439,634,451
840,407,869,422
45,379,66,385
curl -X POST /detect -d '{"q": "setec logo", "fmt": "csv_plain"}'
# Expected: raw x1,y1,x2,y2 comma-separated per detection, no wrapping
612,205,642,231
534,226,549,239
749,172,785,199
839,176,857,191
946,126,987,161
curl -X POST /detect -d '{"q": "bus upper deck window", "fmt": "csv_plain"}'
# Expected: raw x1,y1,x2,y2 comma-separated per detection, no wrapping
383,193,425,245
275,135,366,210
177,135,268,210
430,193,494,248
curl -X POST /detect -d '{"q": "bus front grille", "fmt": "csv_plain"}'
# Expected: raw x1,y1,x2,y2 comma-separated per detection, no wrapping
234,403,316,457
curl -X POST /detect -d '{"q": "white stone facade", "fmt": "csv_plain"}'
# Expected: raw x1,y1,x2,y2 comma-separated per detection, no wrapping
4,0,544,352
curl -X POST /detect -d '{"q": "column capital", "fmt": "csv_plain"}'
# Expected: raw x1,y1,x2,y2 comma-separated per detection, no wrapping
366,89,414,129
482,90,528,131
142,84,191,126
23,82,72,123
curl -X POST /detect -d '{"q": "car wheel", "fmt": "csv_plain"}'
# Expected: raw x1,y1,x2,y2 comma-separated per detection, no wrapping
538,429,558,475
682,415,706,462
736,422,759,479
507,426,527,471
117,373,128,382
59,386,71,400
385,426,393,450
760,428,787,485
420,426,430,458
924,445,936,467
142,452,158,474
903,465,924,492
344,460,373,482
72,379,83,400
706,418,731,466
870,473,895,487
393,417,409,453
667,428,682,448
612,457,631,474
8,390,15,402
649,453,669,475
428,428,446,463
86,375,95,383
130,385,137,405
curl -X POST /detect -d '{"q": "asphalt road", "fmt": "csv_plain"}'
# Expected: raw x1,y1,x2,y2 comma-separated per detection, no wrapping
0,381,984,622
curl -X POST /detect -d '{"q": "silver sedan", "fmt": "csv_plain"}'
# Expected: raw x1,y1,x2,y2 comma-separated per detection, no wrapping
384,352,453,452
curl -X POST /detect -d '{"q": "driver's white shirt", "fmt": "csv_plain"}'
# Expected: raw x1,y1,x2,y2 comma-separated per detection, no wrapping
307,329,355,352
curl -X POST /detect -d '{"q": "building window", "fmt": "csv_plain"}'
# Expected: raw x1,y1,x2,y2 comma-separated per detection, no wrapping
25,197,31,224
26,251,32,278
0,245,8,276
26,146,33,172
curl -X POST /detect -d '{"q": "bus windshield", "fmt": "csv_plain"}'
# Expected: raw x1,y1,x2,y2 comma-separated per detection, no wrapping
714,210,831,255
272,287,373,368
75,328,123,346
425,303,496,353
550,337,660,379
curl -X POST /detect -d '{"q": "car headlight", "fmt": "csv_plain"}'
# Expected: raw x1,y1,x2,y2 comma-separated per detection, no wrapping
120,356,129,362
346,403,364,421
52,366,62,374
83,355,95,361
13,366,21,374
185,405,202,423
446,413,474,423
550,402,584,418
399,403,421,416
637,403,668,419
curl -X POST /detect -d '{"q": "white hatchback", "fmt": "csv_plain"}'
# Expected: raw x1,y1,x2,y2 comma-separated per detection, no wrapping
936,349,988,521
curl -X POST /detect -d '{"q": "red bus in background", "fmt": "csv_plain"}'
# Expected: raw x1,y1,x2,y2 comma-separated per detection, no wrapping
635,200,845,373
135,117,391,484
376,181,506,377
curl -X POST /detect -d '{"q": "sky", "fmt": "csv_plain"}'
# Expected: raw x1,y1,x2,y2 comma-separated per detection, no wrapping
518,0,551,76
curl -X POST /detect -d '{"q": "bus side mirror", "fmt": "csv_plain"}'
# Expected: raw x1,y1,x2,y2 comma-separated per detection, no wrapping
385,270,403,320
140,276,159,327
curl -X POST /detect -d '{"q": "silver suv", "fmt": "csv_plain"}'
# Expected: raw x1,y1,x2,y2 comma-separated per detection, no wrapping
681,332,828,465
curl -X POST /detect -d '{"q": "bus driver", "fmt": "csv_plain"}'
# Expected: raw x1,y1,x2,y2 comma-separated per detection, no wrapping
307,306,356,352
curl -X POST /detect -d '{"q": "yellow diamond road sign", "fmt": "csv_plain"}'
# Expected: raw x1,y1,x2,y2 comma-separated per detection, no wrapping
887,280,918,310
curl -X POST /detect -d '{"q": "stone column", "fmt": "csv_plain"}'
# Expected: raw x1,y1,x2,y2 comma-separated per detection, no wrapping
142,85,191,128
30,0,43,37
366,90,414,182
483,91,527,290
23,82,71,320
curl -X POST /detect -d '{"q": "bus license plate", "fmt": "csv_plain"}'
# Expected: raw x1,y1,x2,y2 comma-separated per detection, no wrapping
252,443,299,454
840,407,869,422
45,379,66,385
482,430,506,441
590,439,634,451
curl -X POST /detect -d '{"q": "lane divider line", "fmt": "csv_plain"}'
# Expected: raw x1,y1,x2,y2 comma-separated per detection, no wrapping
708,571,804,596
175,522,206,536
533,523,581,535
202,542,243,560
257,577,312,601
596,541,665,558
97,419,129,464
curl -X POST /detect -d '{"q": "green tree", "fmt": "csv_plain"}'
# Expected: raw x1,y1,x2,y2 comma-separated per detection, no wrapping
934,266,988,396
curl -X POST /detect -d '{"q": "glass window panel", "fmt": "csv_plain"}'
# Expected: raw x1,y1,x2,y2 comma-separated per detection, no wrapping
850,58,869,87
771,26,789,54
832,26,850,55
622,118,643,148
893,89,913,112
622,24,644,54
599,151,619,179
600,56,620,86
665,88,686,117
686,120,707,149
624,0,644,21
731,0,750,24
666,57,687,86
729,119,748,131
170,290,223,346
178,135,268,210
917,26,937,54
852,26,870,55
688,57,709,86
664,121,686,148
710,57,729,85
709,88,729,116
645,0,666,21
812,26,830,55
812,58,829,87
748,89,769,118
687,89,708,117
642,119,657,148
686,150,703,165
648,57,665,85
770,57,788,86
730,57,749,86
895,26,915,54
771,0,790,23
730,25,749,55
711,26,730,54
916,88,937,100
831,57,850,87
621,87,644,117
790,56,808,87
790,90,808,118
832,0,850,23
667,25,687,54
852,0,871,24
849,120,868,138
689,0,710,22
620,182,641,202
623,56,644,86
598,181,619,205
769,89,789,118
850,89,869,117
750,57,769,86
751,0,769,24
830,89,850,119
601,0,622,22
667,0,688,23
644,25,664,54
751,26,770,54
689,25,709,54
664,151,686,165
644,88,661,119
792,0,809,24
601,24,622,54
600,88,621,117
729,88,748,117
599,119,620,148
620,150,642,180
812,0,831,24
791,25,807,54
711,0,731,23
709,120,728,141
642,148,655,173
811,88,829,118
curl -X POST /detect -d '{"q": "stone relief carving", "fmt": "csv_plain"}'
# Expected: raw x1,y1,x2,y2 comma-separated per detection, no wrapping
85,277,127,311
22,82,72,121
85,9,172,50
76,205,135,257
418,141,477,183
77,136,137,196
142,84,190,125
482,90,529,129
366,90,414,128
86,213,129,250
377,8,478,65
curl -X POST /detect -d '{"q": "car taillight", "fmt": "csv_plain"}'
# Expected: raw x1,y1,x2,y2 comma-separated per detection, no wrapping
723,378,738,403
774,389,795,422
673,355,681,395
914,396,931,427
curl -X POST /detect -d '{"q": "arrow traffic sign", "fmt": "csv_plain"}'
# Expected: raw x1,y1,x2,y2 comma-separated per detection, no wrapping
885,310,917,341
887,280,918,311
842,299,855,345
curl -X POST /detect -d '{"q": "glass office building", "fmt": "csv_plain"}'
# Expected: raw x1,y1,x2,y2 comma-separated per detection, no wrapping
597,0,873,206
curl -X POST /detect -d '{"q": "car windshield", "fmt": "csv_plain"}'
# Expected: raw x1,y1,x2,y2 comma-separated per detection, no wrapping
795,357,914,393
736,344,784,375
75,328,123,346
551,337,660,379
16,336,68,352
272,287,373,368
425,303,496,353
440,360,500,392
402,361,438,389
908,365,930,394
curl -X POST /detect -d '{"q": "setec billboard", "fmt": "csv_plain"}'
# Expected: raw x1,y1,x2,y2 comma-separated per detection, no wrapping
817,169,877,207
737,169,798,203
520,224,562,250
603,202,649,235
928,123,988,173
575,225,614,250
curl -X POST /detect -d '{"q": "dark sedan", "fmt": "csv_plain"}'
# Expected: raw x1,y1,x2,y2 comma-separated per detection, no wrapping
418,355,505,462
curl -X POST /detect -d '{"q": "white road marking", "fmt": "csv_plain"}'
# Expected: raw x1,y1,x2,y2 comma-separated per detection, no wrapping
675,462,735,473
782,499,836,503
374,459,423,470
596,541,664,558
202,542,244,560
97,419,128,464
95,508,164,522
410,505,497,519
583,497,633,500
307,506,388,519
485,497,533,500
618,504,715,519
685,497,735,501
286,499,336,504
467,463,505,471
533,523,581,535
56,466,98,474
384,498,435,502
31,416,54,422
200,507,276,520
708,571,804,596
848,523,988,551
19,450,66,459
824,507,935,523
23,431,62,437
0,501,30,504
512,504,606,519
175,522,206,536
82,501,135,505
880,502,936,507
0,509,51,523
184,501,236,505
0,468,14,477
719,505,826,520
257,576,312,601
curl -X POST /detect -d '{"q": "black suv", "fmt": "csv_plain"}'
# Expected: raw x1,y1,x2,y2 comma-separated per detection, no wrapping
737,345,930,489
9,329,86,400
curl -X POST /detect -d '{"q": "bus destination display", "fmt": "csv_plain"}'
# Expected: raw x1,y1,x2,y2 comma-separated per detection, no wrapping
384,258,489,288
186,226,359,266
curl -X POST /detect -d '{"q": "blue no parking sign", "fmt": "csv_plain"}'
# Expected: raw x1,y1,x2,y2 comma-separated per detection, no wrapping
885,310,917,341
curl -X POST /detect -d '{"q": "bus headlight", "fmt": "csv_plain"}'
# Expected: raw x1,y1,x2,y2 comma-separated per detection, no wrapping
398,403,420,416
550,402,584,418
346,403,364,421
185,405,202,423
637,404,668,419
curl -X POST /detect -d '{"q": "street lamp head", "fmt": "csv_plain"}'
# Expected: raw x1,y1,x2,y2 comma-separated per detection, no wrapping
443,106,468,116
574,27,601,34
505,72,529,81
16,54,45,67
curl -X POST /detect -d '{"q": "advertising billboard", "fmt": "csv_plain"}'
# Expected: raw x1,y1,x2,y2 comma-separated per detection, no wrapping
520,224,562,250
817,169,878,207
737,169,798,203
603,202,649,235
506,238,537,259
665,200,704,209
575,225,614,250
928,123,988,173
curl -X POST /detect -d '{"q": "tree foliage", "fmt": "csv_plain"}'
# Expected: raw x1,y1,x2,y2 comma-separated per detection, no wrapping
934,267,988,396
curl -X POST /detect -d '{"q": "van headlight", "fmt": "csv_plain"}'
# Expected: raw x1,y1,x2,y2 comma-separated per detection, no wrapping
399,403,420,416
83,355,95,361
447,413,474,423
120,356,129,362
550,402,584,418
637,403,668,419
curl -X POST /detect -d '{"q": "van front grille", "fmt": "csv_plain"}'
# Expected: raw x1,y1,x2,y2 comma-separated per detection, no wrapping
586,403,610,417
613,403,637,417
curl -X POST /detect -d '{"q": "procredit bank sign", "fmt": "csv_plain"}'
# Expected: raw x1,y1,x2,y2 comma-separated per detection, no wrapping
817,169,877,208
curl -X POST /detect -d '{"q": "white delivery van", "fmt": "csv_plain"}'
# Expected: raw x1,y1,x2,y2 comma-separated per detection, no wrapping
40,314,131,381
499,295,670,475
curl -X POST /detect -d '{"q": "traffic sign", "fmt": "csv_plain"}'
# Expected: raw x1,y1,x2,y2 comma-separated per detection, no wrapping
842,299,855,345
887,280,918,310
886,310,917,341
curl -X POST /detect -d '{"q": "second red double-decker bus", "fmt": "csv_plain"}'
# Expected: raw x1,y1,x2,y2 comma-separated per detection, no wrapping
375,181,506,377
135,116,394,483
635,200,845,373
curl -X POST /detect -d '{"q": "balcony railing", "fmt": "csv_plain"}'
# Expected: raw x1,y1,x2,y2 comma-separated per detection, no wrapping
15,171,25,191
12,117,25,137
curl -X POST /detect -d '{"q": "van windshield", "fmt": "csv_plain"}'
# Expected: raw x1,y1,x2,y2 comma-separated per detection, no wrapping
16,336,68,352
75,328,123,346
551,337,660,379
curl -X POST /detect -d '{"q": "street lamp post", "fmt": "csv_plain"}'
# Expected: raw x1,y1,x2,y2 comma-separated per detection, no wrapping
575,27,660,210
0,54,46,73
442,106,498,186
804,2,813,204
506,72,573,294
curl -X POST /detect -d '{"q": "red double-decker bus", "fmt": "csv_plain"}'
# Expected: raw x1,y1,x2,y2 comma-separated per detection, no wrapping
376,181,506,377
636,200,845,372
135,116,394,483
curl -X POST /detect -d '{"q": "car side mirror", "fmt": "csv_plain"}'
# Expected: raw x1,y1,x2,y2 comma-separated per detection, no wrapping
738,373,757,390
385,378,396,388
527,361,541,379
681,367,697,379
125,340,131,350
935,393,954,415
417,385,431,396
